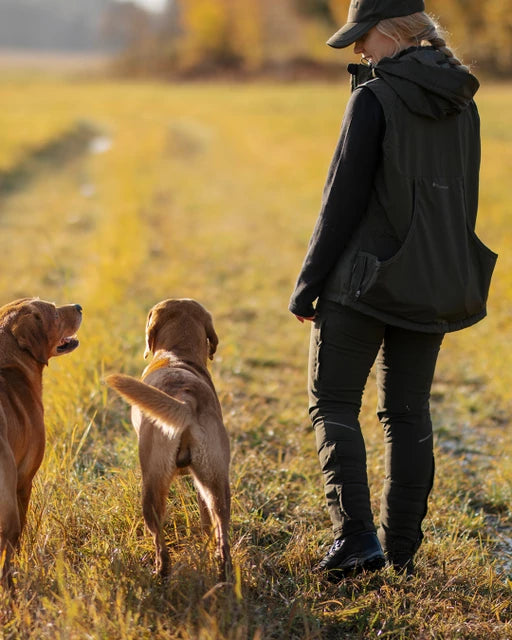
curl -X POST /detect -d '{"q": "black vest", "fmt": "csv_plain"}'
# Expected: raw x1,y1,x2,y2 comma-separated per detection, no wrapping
322,75,497,333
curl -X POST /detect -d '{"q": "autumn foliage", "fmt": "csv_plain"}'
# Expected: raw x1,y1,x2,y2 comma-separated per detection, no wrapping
109,0,512,76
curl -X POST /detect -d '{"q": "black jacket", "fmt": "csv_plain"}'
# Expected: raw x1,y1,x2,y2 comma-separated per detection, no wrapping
290,47,497,333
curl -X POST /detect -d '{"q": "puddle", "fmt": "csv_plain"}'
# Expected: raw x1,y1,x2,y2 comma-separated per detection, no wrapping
89,135,112,154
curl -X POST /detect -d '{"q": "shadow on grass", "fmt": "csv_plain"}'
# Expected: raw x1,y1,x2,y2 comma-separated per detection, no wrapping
0,120,101,199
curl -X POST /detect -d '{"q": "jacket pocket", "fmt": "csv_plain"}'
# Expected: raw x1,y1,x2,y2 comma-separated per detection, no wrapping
352,177,497,325
349,252,380,301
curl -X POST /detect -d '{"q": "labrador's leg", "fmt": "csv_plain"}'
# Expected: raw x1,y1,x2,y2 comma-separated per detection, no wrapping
138,425,176,577
193,471,232,581
0,441,21,588
141,477,172,576
16,479,34,539
197,491,212,532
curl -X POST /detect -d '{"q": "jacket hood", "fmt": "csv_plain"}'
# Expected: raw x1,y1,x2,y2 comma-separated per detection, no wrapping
374,47,479,119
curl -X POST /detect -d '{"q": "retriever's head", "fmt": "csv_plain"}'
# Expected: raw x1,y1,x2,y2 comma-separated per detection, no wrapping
144,298,218,364
2,298,82,366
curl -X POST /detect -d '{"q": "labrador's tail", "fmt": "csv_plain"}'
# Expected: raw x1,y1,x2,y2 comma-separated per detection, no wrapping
106,373,191,432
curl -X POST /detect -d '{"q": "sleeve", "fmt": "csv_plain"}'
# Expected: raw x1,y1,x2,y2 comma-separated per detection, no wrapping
288,86,385,318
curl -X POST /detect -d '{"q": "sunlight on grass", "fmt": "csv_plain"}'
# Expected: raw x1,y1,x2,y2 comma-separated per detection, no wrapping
0,73,510,638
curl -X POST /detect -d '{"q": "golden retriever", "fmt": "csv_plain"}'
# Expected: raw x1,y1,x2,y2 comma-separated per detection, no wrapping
106,298,231,579
0,297,82,586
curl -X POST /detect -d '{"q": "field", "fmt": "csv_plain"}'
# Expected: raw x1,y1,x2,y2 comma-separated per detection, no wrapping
0,71,511,639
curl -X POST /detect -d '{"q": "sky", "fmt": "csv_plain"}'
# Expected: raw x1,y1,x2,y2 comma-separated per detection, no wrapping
133,0,167,13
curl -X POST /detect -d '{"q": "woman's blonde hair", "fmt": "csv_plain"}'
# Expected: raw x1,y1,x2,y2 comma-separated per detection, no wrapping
376,12,468,71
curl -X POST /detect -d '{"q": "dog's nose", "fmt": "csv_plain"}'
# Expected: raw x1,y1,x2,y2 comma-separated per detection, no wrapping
74,304,83,313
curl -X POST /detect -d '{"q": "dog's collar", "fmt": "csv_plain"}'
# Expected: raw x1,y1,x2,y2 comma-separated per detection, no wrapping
148,354,215,391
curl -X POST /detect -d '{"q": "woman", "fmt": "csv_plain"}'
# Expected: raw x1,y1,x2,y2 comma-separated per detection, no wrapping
289,0,497,579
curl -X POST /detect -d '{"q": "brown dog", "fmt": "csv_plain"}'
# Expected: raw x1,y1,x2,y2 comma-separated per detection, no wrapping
106,298,231,579
0,297,82,586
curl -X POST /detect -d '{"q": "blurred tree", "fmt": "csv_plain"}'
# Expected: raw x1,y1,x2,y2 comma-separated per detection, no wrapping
177,0,240,69
480,0,512,71
296,0,332,22
109,0,512,76
173,0,304,71
101,1,153,50
327,0,349,26
230,0,265,70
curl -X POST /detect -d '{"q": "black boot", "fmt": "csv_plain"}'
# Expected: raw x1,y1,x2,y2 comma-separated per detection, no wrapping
377,528,418,577
314,531,385,581
387,551,415,577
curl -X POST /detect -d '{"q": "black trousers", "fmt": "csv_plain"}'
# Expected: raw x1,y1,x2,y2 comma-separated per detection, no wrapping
308,301,443,553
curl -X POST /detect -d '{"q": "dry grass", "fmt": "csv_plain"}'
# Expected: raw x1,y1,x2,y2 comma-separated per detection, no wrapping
0,73,510,638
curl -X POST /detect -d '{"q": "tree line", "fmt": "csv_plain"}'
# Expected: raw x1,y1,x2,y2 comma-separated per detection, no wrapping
105,0,512,77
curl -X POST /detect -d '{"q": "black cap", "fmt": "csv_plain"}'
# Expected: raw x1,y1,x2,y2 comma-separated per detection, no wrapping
327,0,425,49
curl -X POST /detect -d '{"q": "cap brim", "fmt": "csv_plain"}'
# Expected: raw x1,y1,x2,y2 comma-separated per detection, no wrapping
326,20,377,49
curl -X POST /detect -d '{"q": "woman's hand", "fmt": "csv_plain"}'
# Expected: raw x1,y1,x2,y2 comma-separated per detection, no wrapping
295,315,316,323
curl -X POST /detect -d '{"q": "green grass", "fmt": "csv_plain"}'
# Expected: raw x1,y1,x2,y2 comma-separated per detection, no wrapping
0,73,510,638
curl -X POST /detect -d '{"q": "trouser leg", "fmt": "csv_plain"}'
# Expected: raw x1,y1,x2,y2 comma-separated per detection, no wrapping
376,325,443,557
308,302,384,539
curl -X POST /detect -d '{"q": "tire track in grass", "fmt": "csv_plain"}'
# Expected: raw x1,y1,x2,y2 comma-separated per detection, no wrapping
0,120,102,198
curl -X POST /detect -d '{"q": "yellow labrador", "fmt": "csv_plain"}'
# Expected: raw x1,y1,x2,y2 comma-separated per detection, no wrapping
106,298,231,579
0,297,82,586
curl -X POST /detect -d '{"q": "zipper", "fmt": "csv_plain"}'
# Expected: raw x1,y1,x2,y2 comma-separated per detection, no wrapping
351,256,367,301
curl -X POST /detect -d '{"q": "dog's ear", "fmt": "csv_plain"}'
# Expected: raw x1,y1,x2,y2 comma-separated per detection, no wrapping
11,310,49,365
205,313,219,360
144,310,156,359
